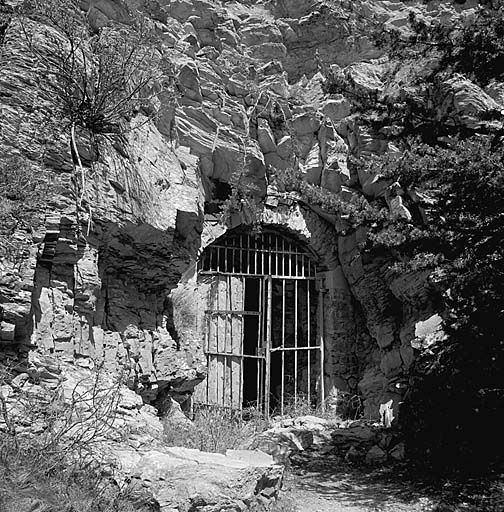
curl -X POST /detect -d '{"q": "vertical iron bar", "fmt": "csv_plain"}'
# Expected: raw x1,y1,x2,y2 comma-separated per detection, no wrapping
216,275,220,406
319,287,325,412
307,278,311,404
268,235,272,276
281,278,286,416
288,240,292,277
261,236,264,275
276,235,279,277
257,277,262,411
205,313,210,405
265,276,272,417
246,235,250,274
239,238,243,273
294,278,298,407
281,238,284,276
225,274,230,407
240,276,245,415
254,238,257,275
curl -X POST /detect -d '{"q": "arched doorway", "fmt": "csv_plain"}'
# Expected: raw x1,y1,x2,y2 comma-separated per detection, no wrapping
194,228,324,415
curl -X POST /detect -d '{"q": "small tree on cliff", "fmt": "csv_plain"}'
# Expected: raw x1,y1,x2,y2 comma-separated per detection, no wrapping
350,118,504,473
356,7,504,473
19,0,176,230
291,3,504,473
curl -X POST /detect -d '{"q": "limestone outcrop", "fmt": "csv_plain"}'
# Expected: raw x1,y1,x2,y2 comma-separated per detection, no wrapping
114,447,283,512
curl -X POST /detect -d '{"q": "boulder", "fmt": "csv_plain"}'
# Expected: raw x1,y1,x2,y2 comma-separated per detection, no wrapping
415,314,443,338
358,367,387,419
365,445,387,465
331,424,376,445
291,112,320,136
113,446,283,511
389,442,405,461
0,321,15,342
379,399,395,428
346,61,385,96
248,427,315,464
321,135,350,192
265,152,290,171
389,195,412,222
435,74,501,129
345,445,361,462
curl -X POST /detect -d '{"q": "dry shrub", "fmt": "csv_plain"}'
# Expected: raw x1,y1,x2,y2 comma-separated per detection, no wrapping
0,364,158,512
163,405,269,453
0,155,50,258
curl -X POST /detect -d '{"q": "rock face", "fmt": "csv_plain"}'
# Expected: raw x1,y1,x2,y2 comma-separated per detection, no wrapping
0,0,482,424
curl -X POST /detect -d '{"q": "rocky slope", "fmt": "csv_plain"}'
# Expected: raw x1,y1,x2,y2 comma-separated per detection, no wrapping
1,0,500,431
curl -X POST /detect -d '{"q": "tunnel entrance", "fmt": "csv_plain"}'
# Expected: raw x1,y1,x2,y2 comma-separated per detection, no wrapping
194,228,323,415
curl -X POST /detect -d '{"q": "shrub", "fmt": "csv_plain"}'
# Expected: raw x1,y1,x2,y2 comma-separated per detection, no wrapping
0,155,50,258
356,137,504,474
375,7,504,87
0,364,158,511
22,0,175,135
163,405,269,453
273,165,385,232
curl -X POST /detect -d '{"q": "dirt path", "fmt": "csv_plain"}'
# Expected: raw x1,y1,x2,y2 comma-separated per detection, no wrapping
276,451,504,512
282,468,434,512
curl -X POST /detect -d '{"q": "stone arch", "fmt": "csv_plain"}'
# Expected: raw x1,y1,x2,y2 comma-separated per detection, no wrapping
198,203,340,272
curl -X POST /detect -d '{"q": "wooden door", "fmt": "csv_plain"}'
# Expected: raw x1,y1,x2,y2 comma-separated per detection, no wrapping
194,274,244,409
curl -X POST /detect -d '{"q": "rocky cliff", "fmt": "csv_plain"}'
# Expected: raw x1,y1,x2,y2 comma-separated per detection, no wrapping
1,0,499,422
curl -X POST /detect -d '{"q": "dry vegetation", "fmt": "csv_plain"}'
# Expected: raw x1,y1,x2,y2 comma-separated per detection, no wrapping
0,364,157,512
162,405,269,453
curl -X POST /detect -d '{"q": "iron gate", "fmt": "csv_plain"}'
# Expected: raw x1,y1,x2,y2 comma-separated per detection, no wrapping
194,230,324,415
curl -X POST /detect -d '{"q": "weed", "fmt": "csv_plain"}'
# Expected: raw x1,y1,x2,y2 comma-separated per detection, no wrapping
163,404,269,453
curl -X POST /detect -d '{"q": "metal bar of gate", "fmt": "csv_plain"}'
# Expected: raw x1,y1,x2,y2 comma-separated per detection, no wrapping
265,276,272,416
228,273,233,408
206,310,260,316
209,245,306,257
240,276,244,415
319,287,325,412
307,276,311,404
281,278,286,416
294,274,298,407
271,346,319,352
200,271,314,280
257,277,262,410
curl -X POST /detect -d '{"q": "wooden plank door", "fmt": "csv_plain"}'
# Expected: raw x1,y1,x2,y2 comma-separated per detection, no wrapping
194,274,244,409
